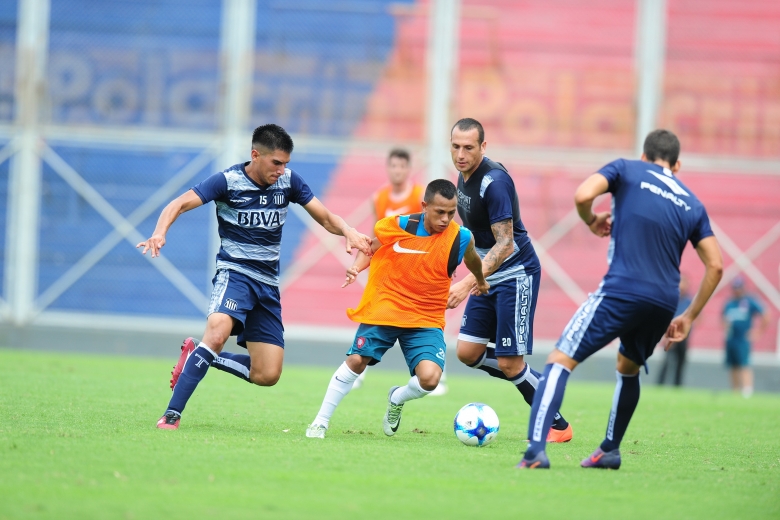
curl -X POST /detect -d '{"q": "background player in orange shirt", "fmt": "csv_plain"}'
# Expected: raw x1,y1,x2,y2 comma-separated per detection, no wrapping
306,180,489,439
373,148,424,221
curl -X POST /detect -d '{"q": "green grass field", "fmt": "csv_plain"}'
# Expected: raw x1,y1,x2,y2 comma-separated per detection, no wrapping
1,348,778,520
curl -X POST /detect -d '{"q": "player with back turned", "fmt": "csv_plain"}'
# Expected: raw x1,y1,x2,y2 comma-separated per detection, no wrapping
518,129,723,469
137,124,372,430
447,118,573,442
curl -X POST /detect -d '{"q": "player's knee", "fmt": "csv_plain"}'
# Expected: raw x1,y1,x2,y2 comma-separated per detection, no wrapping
249,368,281,386
456,342,483,365
345,354,368,374
201,333,228,353
497,356,525,376
547,349,579,371
202,328,230,352
616,353,640,376
418,371,441,391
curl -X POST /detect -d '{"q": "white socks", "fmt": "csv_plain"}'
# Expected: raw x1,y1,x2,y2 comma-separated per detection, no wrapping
313,362,360,428
390,375,431,405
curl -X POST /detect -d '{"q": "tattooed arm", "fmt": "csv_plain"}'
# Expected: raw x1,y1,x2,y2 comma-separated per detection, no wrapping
447,219,514,309
479,219,515,277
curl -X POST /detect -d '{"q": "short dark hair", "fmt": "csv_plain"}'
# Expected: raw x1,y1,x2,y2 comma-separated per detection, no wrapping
252,124,294,154
452,118,484,144
387,148,410,163
424,179,457,203
643,129,680,166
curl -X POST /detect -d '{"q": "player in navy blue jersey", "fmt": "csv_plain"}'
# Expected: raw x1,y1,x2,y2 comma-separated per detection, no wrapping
518,129,723,469
137,124,373,430
446,118,573,443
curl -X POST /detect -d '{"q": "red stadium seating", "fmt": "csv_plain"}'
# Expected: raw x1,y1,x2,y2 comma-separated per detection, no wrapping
283,0,780,354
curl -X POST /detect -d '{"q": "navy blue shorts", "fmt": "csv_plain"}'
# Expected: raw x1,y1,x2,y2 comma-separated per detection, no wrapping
208,269,284,348
347,324,447,376
556,293,674,367
458,271,540,356
725,340,750,367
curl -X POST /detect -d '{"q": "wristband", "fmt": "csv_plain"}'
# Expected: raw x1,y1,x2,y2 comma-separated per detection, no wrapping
586,214,597,225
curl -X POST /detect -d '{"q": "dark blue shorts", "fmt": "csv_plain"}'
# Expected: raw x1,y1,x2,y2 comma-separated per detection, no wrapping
725,340,750,367
347,324,447,376
556,293,674,367
458,271,540,356
208,269,284,348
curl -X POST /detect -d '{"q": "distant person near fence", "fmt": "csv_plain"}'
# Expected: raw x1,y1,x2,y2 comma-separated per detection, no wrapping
372,149,424,221
657,275,693,386
722,277,769,398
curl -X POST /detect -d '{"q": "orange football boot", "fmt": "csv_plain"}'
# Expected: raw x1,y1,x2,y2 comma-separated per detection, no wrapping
546,423,573,443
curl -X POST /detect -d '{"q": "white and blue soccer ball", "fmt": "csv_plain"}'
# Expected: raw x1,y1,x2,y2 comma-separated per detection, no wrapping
453,403,499,447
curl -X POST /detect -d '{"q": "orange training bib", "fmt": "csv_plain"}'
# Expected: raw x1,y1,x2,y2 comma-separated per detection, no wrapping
347,216,460,329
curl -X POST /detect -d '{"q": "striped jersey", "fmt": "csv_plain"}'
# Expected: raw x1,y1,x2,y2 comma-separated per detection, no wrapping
456,157,540,284
192,162,314,286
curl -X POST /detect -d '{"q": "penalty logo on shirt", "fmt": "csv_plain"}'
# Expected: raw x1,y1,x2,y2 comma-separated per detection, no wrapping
356,337,366,349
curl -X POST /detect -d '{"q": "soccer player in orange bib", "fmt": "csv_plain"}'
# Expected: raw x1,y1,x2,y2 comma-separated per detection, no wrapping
356,149,452,393
306,180,489,438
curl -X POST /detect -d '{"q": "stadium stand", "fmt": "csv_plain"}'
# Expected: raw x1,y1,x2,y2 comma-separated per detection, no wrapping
0,0,776,356
282,0,780,353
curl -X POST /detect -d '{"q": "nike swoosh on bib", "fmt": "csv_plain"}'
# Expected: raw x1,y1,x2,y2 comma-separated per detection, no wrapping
385,206,409,217
393,241,428,254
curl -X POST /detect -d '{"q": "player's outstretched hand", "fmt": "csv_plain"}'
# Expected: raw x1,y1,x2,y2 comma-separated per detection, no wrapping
588,211,612,237
341,266,360,288
470,279,490,296
344,228,373,256
136,234,166,258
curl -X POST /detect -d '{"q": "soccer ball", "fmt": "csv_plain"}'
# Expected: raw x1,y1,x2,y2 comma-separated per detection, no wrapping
453,403,499,447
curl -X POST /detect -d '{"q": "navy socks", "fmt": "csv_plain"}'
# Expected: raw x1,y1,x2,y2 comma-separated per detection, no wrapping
468,347,507,380
509,364,570,430
166,344,217,415
600,371,640,452
469,349,570,430
525,363,571,458
212,351,252,382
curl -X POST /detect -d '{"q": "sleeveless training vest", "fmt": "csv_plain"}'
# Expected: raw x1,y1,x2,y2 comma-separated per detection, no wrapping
346,215,461,329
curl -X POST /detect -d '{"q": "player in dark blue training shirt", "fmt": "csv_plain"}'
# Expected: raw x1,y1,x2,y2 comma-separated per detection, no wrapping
518,129,723,470
722,276,768,398
447,118,572,443
137,124,372,430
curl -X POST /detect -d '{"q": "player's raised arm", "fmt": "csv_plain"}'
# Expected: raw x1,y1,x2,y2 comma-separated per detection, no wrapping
302,196,373,256
663,236,723,346
137,189,204,258
574,173,612,237
462,235,489,296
